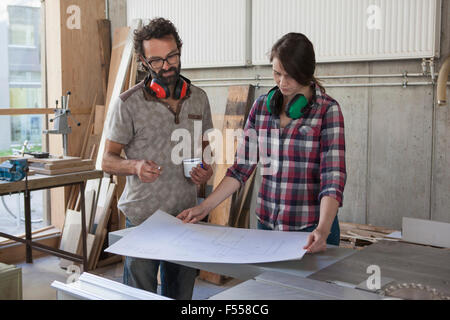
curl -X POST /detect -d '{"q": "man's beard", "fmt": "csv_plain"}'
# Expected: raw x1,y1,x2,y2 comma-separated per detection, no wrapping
150,63,181,86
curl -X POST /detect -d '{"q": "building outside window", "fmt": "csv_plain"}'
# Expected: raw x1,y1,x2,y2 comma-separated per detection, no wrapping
0,0,45,235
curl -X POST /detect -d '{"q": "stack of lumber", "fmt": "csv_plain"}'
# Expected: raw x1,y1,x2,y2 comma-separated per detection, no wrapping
27,156,95,175
339,222,399,249
59,177,121,271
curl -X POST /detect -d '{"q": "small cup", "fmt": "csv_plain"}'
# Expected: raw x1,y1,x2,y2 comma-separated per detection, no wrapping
183,158,203,178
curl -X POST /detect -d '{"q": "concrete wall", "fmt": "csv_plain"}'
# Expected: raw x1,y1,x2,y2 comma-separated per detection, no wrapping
432,0,450,224
109,0,450,230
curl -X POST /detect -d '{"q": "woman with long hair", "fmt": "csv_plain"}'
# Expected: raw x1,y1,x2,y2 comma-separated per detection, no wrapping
177,33,346,253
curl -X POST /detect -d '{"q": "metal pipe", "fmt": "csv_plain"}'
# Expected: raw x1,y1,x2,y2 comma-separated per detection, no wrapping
437,55,450,106
195,81,448,88
191,76,259,82
191,73,436,83
196,82,260,87
260,73,434,80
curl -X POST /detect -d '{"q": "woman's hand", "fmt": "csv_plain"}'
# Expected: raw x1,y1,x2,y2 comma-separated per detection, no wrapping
177,203,211,224
190,163,213,185
303,228,329,253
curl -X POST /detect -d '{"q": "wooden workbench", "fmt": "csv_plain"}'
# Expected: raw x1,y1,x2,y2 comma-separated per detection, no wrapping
0,170,103,271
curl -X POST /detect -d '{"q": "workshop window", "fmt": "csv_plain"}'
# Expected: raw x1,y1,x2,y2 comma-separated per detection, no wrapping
0,0,47,236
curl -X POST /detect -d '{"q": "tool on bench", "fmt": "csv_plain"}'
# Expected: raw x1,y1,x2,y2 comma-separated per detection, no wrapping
24,151,50,158
43,91,81,156
16,140,49,159
0,158,29,182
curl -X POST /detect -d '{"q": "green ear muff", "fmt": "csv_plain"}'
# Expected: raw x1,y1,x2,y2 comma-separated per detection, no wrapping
266,87,309,120
266,88,277,114
286,94,308,119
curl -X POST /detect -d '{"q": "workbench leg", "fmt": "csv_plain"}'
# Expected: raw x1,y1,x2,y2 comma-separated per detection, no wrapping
79,182,88,271
24,189,32,263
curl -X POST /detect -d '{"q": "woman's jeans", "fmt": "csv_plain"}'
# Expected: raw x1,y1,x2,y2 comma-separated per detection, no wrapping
257,215,340,246
122,218,198,300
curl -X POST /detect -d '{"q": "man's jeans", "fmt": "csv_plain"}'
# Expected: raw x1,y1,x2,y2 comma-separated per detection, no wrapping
123,218,198,300
257,215,340,246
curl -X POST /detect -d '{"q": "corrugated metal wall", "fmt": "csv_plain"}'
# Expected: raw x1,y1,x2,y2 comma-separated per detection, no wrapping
127,0,250,68
252,0,441,64
128,0,441,67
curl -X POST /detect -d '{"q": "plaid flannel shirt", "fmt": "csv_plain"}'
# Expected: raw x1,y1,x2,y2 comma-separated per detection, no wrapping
226,83,346,231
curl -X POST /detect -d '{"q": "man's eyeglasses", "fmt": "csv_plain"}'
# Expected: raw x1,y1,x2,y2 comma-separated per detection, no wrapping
144,52,180,69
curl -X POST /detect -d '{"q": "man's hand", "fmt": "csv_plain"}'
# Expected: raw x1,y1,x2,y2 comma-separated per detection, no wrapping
177,204,210,224
190,163,213,185
135,160,162,183
303,228,329,253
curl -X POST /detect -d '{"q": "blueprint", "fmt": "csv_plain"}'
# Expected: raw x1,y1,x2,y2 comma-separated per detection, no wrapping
105,210,309,264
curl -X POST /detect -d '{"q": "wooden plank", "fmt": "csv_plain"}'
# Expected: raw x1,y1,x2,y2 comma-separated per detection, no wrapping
90,228,108,270
61,233,95,270
46,159,93,170
0,170,103,195
79,94,98,159
230,170,255,228
59,190,94,268
94,105,105,135
89,183,116,270
67,95,98,211
28,164,95,175
0,108,57,115
112,174,127,230
339,222,396,234
123,57,132,92
59,209,81,252
75,177,101,214
97,19,112,103
104,26,132,121
84,190,96,233
207,86,254,227
200,85,254,285
83,234,96,270
84,134,101,160
94,178,112,226
128,52,138,89
402,217,450,248
58,0,105,157
46,0,105,231
26,156,82,164
29,159,94,171
59,223,82,268
96,20,142,170
108,191,120,233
